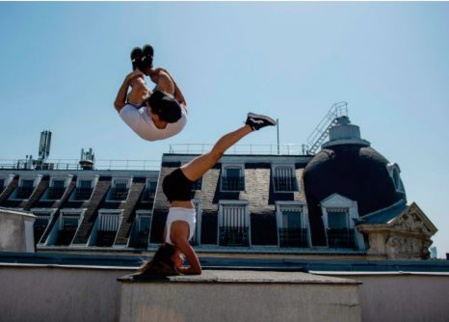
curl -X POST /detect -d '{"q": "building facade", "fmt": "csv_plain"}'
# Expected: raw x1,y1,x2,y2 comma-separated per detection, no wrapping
0,116,437,259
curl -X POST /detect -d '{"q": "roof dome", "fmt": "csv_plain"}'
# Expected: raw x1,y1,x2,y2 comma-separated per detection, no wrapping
303,116,405,245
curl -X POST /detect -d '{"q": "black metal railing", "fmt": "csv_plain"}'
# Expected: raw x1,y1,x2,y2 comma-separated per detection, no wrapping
219,226,249,246
279,228,308,247
221,177,244,191
274,177,297,192
327,228,355,248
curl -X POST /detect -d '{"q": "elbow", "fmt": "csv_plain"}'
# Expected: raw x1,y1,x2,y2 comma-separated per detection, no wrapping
114,101,124,112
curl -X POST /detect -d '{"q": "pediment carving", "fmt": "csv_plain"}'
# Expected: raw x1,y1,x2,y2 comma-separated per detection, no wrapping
391,207,432,234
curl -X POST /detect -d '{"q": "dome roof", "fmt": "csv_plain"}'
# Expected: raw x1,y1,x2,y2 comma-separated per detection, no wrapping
304,145,402,217
303,116,405,246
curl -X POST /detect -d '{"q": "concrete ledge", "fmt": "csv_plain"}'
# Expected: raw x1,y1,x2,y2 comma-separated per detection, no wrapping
119,270,361,322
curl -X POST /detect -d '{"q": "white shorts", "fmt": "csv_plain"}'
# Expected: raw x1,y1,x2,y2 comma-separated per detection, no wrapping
165,207,196,245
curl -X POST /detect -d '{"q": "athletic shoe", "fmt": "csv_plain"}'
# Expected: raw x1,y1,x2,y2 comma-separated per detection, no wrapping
245,112,277,130
141,44,154,69
130,47,143,70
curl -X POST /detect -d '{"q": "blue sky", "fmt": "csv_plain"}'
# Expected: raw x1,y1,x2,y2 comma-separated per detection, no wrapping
1,2,448,257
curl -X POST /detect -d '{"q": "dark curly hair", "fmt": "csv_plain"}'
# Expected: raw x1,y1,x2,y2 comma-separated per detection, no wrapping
139,244,179,276
146,91,182,123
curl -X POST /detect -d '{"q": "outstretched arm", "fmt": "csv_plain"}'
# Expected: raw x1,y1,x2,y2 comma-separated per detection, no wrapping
114,70,145,112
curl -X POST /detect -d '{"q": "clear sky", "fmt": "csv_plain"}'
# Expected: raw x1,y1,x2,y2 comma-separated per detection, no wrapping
1,2,448,257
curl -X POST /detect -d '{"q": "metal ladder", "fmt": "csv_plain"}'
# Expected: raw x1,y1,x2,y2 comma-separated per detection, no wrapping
306,102,348,155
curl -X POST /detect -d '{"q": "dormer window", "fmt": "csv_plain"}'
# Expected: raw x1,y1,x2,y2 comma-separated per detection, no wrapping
276,202,309,247
273,165,297,192
31,208,56,245
218,201,250,246
141,179,157,203
325,208,358,248
71,176,98,201
108,178,131,202
16,179,34,199
44,176,72,201
221,165,245,191
88,209,123,247
46,209,84,246
321,194,364,250
10,175,43,200
386,163,405,193
0,174,14,195
129,210,152,248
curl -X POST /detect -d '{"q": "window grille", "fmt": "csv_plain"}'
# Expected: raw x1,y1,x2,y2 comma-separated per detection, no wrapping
273,166,297,192
279,206,307,247
95,212,121,247
326,208,355,248
219,204,248,246
221,167,244,191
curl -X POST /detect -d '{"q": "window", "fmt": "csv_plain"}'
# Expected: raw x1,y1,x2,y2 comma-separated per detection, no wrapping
277,204,308,247
221,166,245,191
89,210,122,247
44,209,84,246
0,174,14,195
386,163,405,193
141,180,157,202
326,208,354,248
320,193,363,250
72,179,94,201
31,209,56,244
45,179,66,200
108,178,130,201
273,165,297,192
129,211,152,248
219,202,249,246
55,212,82,246
16,179,35,199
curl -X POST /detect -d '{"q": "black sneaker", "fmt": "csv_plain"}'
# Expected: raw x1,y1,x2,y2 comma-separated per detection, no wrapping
130,47,143,70
141,44,154,70
245,112,277,130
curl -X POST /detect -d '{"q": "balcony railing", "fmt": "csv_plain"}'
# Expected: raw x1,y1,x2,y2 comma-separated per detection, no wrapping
327,228,355,248
219,226,249,246
279,228,308,247
221,177,245,191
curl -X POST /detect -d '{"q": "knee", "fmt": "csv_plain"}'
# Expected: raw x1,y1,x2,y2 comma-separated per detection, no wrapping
209,149,224,162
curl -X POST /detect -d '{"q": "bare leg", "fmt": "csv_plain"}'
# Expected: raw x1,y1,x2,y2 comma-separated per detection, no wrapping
128,77,151,106
180,125,253,181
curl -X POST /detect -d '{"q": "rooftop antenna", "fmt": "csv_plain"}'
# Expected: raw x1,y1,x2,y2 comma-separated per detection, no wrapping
79,148,95,170
38,130,52,161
